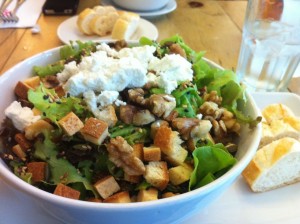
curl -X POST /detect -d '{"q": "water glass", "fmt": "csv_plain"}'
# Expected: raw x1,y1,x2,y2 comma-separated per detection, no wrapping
236,0,300,92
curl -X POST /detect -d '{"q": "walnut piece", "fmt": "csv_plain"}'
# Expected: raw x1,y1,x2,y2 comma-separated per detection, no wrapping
107,136,146,176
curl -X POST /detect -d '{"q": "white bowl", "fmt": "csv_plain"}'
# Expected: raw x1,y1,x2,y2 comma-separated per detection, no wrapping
112,0,170,11
0,46,262,224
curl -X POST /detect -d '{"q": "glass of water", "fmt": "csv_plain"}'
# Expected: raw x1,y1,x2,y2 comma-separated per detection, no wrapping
236,0,300,92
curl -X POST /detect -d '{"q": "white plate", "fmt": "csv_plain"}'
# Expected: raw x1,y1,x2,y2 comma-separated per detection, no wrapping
57,16,158,44
1,92,300,223
101,0,177,18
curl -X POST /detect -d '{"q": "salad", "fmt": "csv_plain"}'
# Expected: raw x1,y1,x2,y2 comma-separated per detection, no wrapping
0,36,260,202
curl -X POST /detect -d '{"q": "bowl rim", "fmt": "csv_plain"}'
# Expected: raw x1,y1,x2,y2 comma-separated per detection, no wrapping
0,45,262,210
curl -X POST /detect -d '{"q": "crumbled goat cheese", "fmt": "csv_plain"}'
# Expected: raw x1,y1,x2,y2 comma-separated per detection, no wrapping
97,91,119,107
5,101,40,131
62,49,148,96
148,54,193,94
57,61,78,83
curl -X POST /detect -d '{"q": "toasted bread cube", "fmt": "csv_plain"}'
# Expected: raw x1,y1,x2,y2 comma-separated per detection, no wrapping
24,76,41,89
27,162,48,183
137,188,158,202
87,198,102,203
54,85,66,98
169,165,193,185
80,117,108,145
54,183,80,200
124,173,141,184
162,192,178,198
94,175,120,199
132,143,144,160
58,112,84,136
14,133,32,151
11,144,26,160
104,191,131,203
154,126,188,165
31,108,42,116
143,146,161,162
144,161,169,191
14,81,33,99
24,120,54,140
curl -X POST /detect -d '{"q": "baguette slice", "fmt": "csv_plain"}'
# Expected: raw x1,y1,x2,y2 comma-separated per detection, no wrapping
77,8,97,35
111,11,140,40
242,137,300,192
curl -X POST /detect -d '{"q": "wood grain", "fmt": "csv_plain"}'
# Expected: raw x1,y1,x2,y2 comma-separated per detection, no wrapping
0,0,247,75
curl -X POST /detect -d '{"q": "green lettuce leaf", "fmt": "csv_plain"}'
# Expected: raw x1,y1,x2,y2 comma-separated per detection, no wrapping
33,131,97,196
189,144,237,190
28,84,86,124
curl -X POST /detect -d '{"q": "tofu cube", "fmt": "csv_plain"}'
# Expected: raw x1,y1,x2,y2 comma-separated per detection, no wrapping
80,117,108,145
169,165,193,185
53,183,81,200
143,146,161,161
104,191,131,203
94,176,120,199
58,112,84,136
137,188,158,202
27,162,48,183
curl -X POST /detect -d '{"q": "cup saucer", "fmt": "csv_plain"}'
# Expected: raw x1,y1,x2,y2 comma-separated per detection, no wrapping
101,0,177,18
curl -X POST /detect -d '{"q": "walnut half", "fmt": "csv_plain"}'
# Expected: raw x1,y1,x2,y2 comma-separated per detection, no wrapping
107,136,146,176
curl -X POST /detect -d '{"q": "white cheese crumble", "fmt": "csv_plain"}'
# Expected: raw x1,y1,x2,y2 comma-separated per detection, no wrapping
148,54,193,94
4,101,41,131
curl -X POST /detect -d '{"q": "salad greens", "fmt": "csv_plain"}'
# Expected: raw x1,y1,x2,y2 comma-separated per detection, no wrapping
0,35,260,202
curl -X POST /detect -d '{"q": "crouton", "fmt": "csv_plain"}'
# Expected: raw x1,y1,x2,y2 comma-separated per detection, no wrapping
154,126,188,165
14,81,33,100
53,183,81,200
137,187,158,202
162,192,178,198
24,120,54,140
54,85,66,98
14,133,32,151
169,164,193,185
144,161,169,190
58,112,84,136
124,173,141,184
94,175,120,199
87,198,102,203
132,143,144,160
104,191,131,203
143,146,161,162
80,117,108,145
14,77,41,100
31,108,42,116
11,144,26,160
27,162,48,183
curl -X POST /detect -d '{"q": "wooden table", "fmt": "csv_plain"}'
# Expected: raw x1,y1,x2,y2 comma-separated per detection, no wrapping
0,0,247,76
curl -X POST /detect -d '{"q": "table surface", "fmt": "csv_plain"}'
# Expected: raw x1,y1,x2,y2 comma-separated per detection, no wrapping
0,0,247,76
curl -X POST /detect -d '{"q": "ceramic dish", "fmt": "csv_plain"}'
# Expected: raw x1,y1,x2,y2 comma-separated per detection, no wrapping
2,92,299,223
101,0,177,18
0,45,261,224
57,16,158,44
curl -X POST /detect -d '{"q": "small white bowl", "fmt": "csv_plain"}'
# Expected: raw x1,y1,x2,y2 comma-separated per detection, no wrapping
0,46,262,224
112,0,170,11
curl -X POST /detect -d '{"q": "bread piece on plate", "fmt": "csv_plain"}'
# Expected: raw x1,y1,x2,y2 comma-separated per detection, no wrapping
111,11,140,40
77,8,97,35
89,6,119,36
242,137,300,192
262,103,294,124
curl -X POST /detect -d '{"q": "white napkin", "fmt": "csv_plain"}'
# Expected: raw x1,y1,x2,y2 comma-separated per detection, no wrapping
0,0,46,28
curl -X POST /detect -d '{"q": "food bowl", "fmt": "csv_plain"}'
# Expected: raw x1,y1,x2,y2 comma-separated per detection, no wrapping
112,0,170,11
0,44,261,224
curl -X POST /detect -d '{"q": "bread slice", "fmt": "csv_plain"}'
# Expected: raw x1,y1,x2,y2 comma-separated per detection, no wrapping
262,103,294,124
77,8,97,35
242,137,300,192
111,11,140,40
89,8,119,36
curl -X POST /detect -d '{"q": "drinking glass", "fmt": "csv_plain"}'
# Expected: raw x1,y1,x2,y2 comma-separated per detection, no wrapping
236,0,300,92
